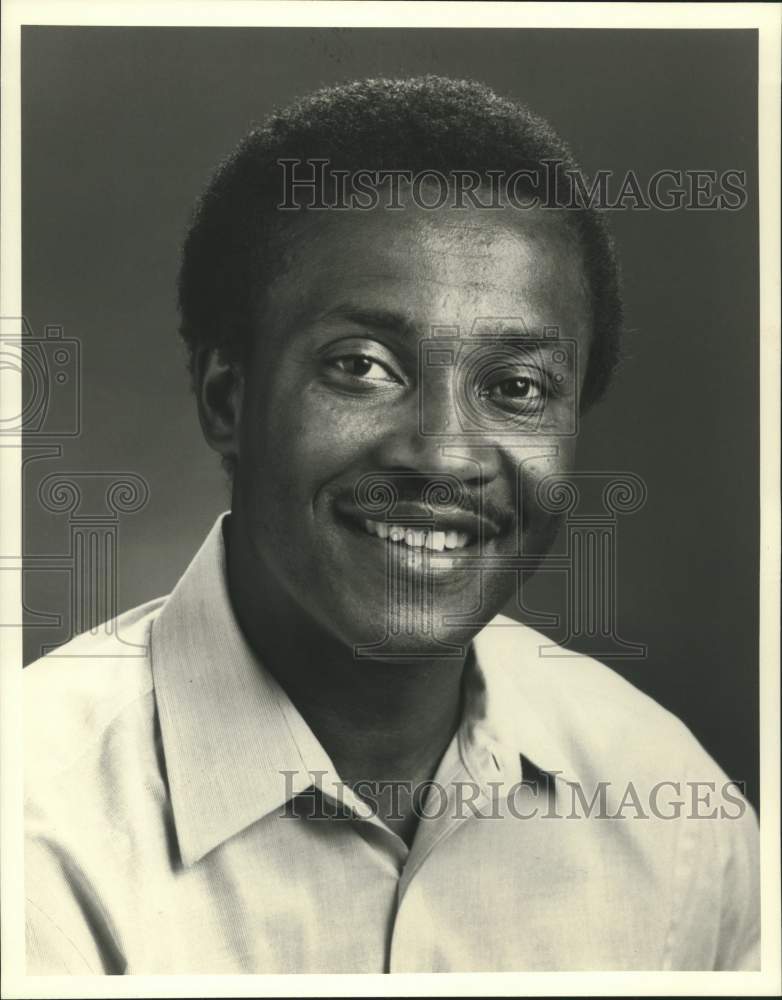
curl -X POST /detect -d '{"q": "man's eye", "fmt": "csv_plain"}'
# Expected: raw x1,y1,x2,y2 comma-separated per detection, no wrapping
330,355,398,383
480,375,544,407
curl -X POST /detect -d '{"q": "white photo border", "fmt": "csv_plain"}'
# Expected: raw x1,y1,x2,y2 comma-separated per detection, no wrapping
1,3,779,997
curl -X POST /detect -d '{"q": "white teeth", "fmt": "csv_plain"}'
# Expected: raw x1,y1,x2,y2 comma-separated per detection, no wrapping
427,530,446,552
361,519,471,549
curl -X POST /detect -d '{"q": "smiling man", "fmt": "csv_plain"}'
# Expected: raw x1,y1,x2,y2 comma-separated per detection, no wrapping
25,77,760,974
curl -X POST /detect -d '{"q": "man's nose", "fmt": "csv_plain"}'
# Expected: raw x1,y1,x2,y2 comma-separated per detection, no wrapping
371,379,501,485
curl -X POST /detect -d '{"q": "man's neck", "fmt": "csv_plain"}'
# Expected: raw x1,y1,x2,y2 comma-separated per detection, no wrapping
224,516,468,843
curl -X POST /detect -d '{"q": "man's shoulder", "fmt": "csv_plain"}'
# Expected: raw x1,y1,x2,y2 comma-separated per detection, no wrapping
24,597,166,789
479,615,725,784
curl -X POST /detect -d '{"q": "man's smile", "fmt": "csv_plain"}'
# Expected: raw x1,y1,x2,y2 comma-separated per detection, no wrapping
328,493,514,587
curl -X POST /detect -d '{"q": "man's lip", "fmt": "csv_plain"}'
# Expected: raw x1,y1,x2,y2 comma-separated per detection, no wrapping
333,498,503,542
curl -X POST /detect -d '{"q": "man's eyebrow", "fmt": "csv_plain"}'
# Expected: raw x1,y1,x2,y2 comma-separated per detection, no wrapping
316,304,422,338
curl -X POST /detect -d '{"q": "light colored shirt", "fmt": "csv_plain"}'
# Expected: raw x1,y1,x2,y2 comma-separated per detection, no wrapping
25,514,760,974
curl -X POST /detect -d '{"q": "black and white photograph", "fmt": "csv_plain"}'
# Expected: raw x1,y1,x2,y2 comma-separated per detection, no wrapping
1,2,780,996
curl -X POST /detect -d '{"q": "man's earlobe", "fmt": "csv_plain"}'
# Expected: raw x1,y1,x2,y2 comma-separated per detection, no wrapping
194,348,244,461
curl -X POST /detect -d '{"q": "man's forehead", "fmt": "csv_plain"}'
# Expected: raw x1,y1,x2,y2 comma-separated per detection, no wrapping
278,201,580,261
265,204,590,331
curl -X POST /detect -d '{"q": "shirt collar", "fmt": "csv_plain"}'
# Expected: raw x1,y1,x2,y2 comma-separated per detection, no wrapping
466,624,582,790
151,514,580,866
151,514,338,866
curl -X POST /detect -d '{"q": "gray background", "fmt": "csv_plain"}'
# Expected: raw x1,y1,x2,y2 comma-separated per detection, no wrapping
21,27,759,807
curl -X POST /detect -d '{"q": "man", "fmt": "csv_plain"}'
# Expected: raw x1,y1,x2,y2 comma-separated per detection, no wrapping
25,76,759,973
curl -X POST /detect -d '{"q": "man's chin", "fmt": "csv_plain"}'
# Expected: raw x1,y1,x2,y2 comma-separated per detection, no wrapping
324,588,506,663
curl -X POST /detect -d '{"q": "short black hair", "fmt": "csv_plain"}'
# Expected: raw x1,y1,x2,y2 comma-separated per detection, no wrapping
178,75,622,410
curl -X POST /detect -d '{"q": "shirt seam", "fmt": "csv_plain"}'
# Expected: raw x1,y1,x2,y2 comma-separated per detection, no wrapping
25,682,156,801
26,896,98,975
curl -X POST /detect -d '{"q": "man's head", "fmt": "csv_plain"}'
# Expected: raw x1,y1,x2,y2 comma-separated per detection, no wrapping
179,76,623,655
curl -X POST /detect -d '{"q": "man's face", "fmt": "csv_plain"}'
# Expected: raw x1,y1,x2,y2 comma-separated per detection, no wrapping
232,201,592,655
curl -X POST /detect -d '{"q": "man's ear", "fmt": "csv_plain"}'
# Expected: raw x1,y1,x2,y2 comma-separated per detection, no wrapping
194,348,244,463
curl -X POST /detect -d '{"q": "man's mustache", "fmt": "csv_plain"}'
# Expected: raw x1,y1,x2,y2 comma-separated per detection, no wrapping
349,471,521,535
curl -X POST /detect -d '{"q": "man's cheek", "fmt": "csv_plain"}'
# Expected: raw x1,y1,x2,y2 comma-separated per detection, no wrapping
509,446,569,502
516,455,571,543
